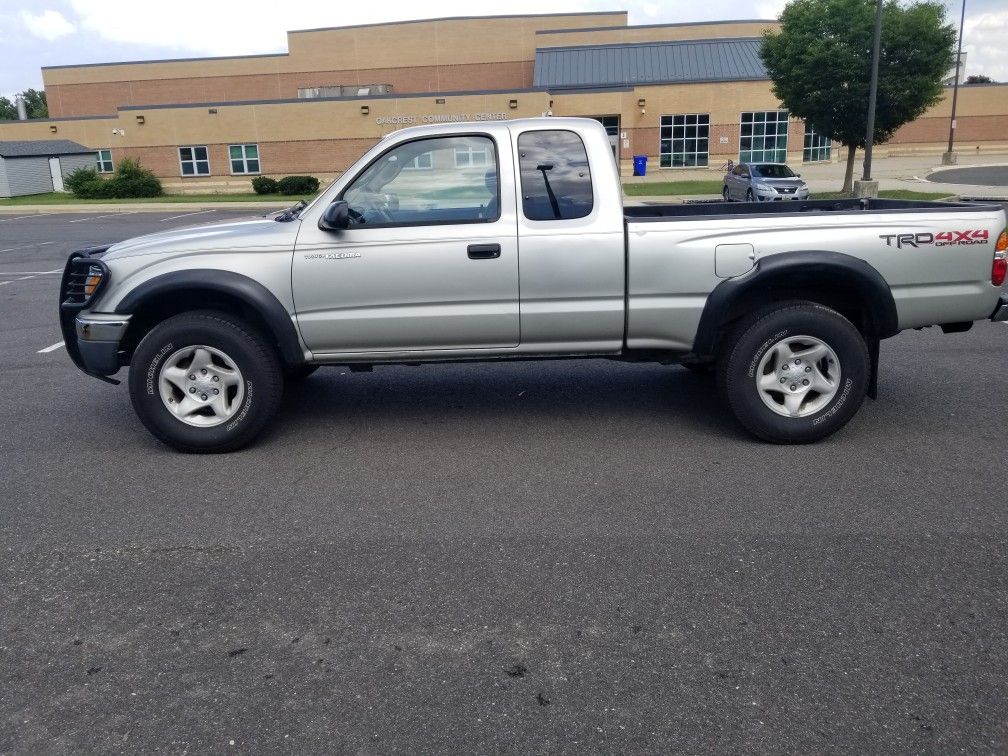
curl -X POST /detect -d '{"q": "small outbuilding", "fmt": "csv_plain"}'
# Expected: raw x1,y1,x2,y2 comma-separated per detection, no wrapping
0,140,96,197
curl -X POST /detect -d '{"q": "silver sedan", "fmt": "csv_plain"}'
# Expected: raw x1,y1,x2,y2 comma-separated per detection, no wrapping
723,162,810,202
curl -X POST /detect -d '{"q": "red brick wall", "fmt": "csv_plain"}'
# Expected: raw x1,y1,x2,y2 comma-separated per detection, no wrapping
888,114,1005,145
109,138,380,178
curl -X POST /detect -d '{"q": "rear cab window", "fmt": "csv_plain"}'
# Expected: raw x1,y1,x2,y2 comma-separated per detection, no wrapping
517,130,593,221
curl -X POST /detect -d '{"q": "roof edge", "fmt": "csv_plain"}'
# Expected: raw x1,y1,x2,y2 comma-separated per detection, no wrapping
536,19,777,34
290,10,628,35
42,52,289,72
536,36,764,53
114,86,622,111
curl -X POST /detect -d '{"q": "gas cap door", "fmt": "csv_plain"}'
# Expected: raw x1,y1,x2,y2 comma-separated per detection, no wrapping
715,243,756,278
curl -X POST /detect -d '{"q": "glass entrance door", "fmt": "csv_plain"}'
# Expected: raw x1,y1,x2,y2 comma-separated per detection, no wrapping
589,115,620,160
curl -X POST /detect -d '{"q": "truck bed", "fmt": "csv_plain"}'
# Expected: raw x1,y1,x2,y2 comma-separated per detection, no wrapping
623,197,995,221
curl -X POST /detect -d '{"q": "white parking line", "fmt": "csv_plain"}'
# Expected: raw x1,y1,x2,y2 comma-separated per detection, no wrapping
0,268,62,286
37,341,65,354
0,242,56,253
67,213,127,223
160,210,213,222
0,268,62,276
0,215,39,222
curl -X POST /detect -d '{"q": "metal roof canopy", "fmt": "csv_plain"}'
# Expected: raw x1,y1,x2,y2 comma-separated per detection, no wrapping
0,139,94,158
533,37,769,89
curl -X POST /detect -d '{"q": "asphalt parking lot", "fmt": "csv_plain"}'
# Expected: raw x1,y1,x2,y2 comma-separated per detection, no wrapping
928,165,1008,187
1,209,1007,753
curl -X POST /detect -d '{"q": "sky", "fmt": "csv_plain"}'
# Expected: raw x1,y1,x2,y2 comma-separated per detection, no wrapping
0,0,1005,100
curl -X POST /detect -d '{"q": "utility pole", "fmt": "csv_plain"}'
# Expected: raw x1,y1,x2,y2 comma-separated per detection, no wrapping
942,0,966,165
855,0,884,198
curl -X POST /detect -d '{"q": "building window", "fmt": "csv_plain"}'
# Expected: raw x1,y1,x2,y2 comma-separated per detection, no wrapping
403,152,433,170
229,144,260,174
517,130,593,221
740,111,789,163
454,144,490,168
95,149,113,173
659,114,709,168
179,146,210,176
803,126,832,162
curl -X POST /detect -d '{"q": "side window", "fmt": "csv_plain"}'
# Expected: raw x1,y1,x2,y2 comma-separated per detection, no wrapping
342,135,498,227
518,130,593,221
96,149,113,173
179,146,210,176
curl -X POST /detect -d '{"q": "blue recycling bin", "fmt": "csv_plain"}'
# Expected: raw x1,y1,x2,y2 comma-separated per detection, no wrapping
632,155,648,176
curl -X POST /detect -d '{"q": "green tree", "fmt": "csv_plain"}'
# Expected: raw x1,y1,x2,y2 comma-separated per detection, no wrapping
20,88,48,119
761,0,955,193
965,74,993,84
0,96,16,120
0,88,48,120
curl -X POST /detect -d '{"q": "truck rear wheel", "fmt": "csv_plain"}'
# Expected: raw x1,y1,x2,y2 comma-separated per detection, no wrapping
717,303,869,443
128,311,283,453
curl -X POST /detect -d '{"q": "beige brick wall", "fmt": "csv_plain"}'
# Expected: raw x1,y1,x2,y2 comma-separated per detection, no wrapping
43,12,623,117
48,61,538,118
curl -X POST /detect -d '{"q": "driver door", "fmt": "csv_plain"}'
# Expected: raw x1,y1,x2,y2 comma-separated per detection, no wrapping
292,134,519,355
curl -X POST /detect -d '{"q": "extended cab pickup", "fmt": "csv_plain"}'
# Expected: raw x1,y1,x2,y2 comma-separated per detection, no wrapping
60,118,1008,452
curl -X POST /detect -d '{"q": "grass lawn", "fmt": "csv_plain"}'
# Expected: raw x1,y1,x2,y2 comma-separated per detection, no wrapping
622,180,724,196
0,192,313,206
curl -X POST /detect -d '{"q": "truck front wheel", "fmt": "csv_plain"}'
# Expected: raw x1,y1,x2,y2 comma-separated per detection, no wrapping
128,311,283,452
717,303,870,443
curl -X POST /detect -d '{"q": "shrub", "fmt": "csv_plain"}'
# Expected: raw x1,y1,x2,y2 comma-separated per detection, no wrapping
64,166,102,195
105,157,162,198
251,176,279,194
277,175,319,195
67,158,162,199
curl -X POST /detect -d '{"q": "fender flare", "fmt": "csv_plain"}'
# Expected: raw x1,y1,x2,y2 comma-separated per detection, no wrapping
114,269,305,366
693,250,899,356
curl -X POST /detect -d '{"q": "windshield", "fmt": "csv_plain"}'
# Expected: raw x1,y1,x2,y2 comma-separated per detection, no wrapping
752,164,796,179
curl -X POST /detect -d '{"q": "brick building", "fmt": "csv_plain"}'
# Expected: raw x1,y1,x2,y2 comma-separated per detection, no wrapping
0,11,1004,193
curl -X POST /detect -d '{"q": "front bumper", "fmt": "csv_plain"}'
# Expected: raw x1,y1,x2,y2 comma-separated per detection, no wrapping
992,294,1008,322
74,315,130,375
755,190,810,201
59,247,125,383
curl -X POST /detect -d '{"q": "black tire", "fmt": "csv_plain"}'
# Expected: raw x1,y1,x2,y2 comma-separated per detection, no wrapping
745,188,755,202
722,186,731,202
285,364,319,383
128,311,283,453
716,303,869,443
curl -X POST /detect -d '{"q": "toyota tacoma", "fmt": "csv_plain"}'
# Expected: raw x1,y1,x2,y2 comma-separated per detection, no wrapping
60,118,1008,451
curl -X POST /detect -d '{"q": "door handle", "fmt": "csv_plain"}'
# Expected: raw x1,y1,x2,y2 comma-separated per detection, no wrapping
467,243,501,259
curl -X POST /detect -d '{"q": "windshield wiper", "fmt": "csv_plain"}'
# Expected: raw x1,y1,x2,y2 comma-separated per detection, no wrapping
274,199,307,223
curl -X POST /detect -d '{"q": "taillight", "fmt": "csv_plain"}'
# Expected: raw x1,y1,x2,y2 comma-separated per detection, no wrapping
994,229,1007,286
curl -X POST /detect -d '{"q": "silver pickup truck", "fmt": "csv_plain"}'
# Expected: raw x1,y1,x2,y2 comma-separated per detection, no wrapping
60,118,1008,452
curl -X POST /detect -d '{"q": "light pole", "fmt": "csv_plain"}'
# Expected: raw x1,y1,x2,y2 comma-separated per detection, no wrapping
856,0,884,198
943,0,966,165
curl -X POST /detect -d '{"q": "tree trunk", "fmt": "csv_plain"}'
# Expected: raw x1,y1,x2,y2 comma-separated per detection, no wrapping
842,144,857,194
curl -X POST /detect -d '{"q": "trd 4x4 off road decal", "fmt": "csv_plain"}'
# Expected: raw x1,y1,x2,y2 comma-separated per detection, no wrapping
880,230,990,248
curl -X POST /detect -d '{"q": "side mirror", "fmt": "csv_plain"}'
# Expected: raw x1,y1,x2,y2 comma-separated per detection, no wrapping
318,200,350,231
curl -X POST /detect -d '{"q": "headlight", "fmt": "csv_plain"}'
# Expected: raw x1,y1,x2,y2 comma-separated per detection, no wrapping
754,183,774,192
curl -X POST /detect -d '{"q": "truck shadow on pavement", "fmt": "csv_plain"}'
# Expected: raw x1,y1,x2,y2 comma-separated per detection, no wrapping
272,361,742,443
